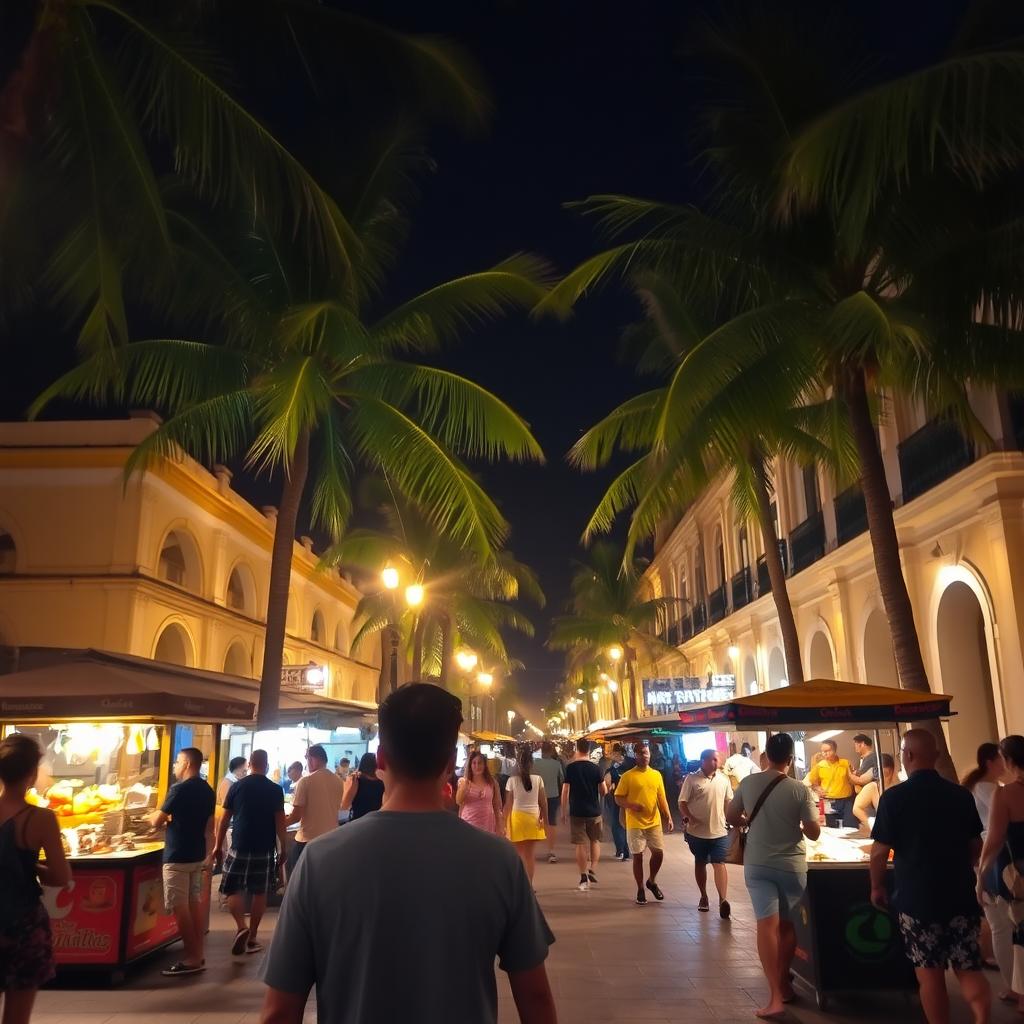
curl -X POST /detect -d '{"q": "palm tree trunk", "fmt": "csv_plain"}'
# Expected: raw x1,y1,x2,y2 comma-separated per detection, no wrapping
439,613,453,689
752,458,805,685
257,428,310,730
411,613,426,681
845,369,955,776
626,658,641,719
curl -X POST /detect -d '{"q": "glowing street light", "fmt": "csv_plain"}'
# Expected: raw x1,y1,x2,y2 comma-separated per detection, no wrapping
477,671,493,687
405,583,425,608
507,709,515,726
607,679,619,692
607,644,624,662
455,648,478,673
381,565,400,590
727,644,740,660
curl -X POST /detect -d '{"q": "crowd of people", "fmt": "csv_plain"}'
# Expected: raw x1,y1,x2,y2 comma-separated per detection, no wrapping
5,706,1024,1023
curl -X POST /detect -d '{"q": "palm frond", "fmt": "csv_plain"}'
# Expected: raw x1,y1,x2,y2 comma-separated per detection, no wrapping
309,408,352,540
569,390,663,470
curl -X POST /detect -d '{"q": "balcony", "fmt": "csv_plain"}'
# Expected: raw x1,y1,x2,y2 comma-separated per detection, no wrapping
731,567,753,610
835,486,868,546
667,621,680,647
898,417,973,504
708,584,727,624
756,542,788,595
692,601,708,636
789,510,825,574
680,612,694,642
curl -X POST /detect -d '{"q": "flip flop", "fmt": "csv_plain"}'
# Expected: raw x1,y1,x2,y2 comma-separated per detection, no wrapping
645,880,665,901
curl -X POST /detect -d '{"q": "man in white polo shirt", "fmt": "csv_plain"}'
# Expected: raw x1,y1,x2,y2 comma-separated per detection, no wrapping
285,744,343,875
679,748,733,917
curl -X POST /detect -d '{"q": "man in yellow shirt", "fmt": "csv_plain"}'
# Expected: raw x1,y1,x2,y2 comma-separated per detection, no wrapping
806,739,855,826
615,742,675,905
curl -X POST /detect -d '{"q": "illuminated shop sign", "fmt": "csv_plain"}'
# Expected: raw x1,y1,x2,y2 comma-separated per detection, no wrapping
642,675,736,711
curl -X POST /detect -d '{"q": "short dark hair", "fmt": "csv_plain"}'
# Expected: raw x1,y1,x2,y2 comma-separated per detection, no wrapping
249,749,269,770
1001,735,1024,770
766,732,795,765
576,738,591,755
541,740,556,758
306,745,328,765
180,746,203,770
611,743,624,754
288,761,303,773
880,753,895,771
339,758,350,766
0,733,42,785
358,752,377,774
229,756,247,772
378,683,462,780
853,734,872,747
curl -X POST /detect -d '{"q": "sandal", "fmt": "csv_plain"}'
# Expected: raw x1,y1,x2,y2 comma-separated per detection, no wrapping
645,880,665,901
231,927,249,956
697,894,710,912
635,891,648,905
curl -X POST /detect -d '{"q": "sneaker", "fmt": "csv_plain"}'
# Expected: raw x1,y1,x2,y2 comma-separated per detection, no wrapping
245,940,264,954
577,879,590,892
635,890,648,905
587,870,598,884
161,961,205,977
231,927,250,956
720,899,731,920
547,853,558,863
697,895,710,912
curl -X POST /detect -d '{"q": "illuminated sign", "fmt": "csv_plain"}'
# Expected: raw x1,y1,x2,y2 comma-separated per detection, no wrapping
642,675,736,712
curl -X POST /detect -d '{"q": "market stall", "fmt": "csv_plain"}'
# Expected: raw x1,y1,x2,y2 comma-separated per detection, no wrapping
0,649,255,979
677,678,955,1011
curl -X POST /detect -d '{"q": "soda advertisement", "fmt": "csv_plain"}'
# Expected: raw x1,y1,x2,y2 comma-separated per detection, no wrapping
42,870,123,965
126,862,180,959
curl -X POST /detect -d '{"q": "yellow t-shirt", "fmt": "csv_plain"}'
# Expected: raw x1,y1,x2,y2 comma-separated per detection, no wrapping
809,757,853,799
615,766,666,829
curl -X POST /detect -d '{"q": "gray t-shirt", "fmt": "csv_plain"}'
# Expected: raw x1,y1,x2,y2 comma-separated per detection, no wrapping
260,811,554,1023
731,771,818,873
533,756,564,798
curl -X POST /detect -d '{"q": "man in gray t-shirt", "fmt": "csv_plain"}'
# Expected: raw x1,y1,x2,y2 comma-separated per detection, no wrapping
259,684,556,1024
534,742,566,864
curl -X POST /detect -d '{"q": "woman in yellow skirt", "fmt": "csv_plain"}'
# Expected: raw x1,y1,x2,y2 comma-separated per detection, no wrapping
503,744,548,885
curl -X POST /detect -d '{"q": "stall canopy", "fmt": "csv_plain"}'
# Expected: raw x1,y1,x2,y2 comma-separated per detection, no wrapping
470,730,516,744
676,678,954,730
0,648,377,729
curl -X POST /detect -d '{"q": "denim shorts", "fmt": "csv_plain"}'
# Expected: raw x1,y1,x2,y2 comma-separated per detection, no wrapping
744,863,807,920
685,833,731,865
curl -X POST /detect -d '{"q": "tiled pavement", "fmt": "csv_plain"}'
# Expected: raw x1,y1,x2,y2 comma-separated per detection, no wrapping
31,830,1019,1024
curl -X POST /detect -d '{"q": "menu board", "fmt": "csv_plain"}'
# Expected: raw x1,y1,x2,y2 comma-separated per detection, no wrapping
43,869,123,965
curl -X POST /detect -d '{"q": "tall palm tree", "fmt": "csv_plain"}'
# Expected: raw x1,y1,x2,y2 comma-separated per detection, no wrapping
549,541,680,719
542,5,1024,770
33,154,547,729
0,0,482,353
570,270,858,686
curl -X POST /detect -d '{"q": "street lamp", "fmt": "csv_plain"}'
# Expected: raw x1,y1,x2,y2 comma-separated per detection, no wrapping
507,708,515,731
405,583,425,608
607,644,623,662
379,566,425,699
455,648,478,673
381,565,400,591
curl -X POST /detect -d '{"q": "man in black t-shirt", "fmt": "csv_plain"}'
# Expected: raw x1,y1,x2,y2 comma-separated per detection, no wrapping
561,737,608,892
148,746,215,977
214,748,287,957
871,729,988,1024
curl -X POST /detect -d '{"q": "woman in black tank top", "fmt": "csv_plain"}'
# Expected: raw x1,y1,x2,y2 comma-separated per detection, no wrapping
341,752,386,821
0,734,72,1020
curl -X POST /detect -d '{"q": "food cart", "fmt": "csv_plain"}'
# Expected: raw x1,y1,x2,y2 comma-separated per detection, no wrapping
676,678,955,1011
0,648,255,980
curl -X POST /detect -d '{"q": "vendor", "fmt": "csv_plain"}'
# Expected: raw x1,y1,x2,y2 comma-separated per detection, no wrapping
280,761,303,796
853,754,899,826
848,734,879,789
217,756,247,809
805,740,856,826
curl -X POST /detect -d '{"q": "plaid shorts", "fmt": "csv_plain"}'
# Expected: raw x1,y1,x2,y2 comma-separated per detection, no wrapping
896,912,982,971
219,850,278,896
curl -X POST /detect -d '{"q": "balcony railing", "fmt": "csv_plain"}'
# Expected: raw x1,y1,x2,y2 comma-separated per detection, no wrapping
680,612,694,642
667,621,680,646
835,486,868,546
692,601,708,636
708,584,727,624
790,510,825,574
898,417,974,504
731,567,753,610
756,541,788,595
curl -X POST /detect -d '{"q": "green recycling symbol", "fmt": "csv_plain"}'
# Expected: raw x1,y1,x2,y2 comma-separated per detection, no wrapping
845,903,893,961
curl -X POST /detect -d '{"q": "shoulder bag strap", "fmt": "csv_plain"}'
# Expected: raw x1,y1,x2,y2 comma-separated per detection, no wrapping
746,772,788,828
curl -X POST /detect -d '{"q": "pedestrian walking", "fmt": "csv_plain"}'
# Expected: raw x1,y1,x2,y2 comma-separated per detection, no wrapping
805,739,856,826
604,744,633,860
498,743,519,800
0,734,71,1024
285,745,343,874
213,749,287,958
614,741,674,905
340,753,385,822
979,734,1024,1014
679,748,732,918
258,683,556,1024
504,745,548,887
148,746,216,977
726,732,819,1020
534,741,565,864
457,751,504,835
561,738,607,891
872,729,989,1024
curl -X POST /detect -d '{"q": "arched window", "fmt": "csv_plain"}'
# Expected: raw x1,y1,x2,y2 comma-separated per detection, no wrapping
714,526,726,587
225,564,256,616
223,641,250,677
154,623,193,667
737,525,750,568
227,570,246,610
335,622,349,654
0,532,14,575
311,609,325,645
157,530,200,592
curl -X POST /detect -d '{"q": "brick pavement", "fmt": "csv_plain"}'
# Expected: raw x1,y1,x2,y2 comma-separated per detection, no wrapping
31,830,1018,1024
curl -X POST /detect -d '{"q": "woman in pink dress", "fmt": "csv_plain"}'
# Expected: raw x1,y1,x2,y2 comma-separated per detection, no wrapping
456,751,503,835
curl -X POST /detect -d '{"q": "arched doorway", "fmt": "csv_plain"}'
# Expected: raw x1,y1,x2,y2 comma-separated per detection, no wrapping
937,582,999,773
768,648,787,688
863,609,898,687
809,631,835,679
223,641,250,678
154,623,193,667
744,655,759,694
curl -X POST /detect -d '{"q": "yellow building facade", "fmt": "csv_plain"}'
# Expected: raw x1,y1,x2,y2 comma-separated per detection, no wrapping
0,416,379,701
637,388,1024,773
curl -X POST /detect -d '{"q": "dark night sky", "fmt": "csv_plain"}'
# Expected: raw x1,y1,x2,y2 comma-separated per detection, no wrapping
0,0,967,720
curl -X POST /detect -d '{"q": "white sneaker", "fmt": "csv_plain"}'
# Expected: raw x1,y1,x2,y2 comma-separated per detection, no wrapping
577,879,590,891
548,853,558,863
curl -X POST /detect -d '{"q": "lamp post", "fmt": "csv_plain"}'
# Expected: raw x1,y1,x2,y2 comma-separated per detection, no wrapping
381,565,425,700
454,647,479,727
507,708,515,734
477,670,493,732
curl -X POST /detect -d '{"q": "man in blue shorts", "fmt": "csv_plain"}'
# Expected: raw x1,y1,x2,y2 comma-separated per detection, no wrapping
679,748,732,917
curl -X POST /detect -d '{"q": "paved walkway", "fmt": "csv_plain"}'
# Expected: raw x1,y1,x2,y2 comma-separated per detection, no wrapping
31,830,1017,1024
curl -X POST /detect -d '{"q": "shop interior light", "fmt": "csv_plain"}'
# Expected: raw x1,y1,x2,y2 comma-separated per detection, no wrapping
807,729,844,743
727,644,740,660
405,583,424,608
590,690,599,700
146,726,160,751
607,680,618,692
305,665,325,687
381,565,400,590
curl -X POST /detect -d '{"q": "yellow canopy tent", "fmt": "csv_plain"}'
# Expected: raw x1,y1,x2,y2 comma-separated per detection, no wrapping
469,730,517,744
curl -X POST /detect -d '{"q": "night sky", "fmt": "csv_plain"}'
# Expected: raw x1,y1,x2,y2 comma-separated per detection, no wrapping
0,0,969,720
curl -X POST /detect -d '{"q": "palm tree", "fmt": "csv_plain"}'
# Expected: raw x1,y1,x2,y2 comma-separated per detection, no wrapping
323,494,543,693
33,153,547,729
549,541,680,720
542,6,1024,770
569,271,858,686
0,0,482,353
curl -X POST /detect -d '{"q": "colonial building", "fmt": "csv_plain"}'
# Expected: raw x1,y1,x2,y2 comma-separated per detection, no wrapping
637,388,1024,772
0,415,379,701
